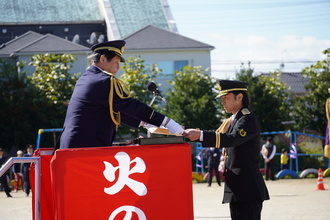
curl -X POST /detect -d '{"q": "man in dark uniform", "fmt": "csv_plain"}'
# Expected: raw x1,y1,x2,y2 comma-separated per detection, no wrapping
0,148,12,197
184,80,269,220
59,40,183,149
206,147,221,187
22,145,34,196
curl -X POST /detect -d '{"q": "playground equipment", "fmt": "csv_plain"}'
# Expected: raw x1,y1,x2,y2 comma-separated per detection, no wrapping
299,168,319,178
194,142,205,173
36,128,62,149
192,172,204,183
193,131,329,179
261,131,328,178
324,168,330,177
276,169,299,179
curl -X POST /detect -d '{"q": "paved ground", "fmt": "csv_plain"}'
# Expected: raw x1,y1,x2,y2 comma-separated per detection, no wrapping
194,178,330,220
0,178,329,219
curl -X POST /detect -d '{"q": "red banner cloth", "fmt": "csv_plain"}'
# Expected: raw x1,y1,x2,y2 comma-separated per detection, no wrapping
50,143,193,220
30,148,55,220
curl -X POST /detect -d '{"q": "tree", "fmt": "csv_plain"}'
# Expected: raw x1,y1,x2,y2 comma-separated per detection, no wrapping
292,48,330,135
236,62,290,132
119,55,160,103
0,59,51,149
29,53,80,127
166,65,220,129
116,56,161,139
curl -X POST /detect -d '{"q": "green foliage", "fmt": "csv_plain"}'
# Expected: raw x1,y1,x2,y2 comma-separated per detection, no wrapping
116,56,161,139
292,48,330,134
167,65,220,129
29,53,80,105
0,59,52,149
29,53,80,125
236,62,291,132
119,55,160,102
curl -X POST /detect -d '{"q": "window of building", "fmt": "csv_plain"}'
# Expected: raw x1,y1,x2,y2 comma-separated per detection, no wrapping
157,60,188,76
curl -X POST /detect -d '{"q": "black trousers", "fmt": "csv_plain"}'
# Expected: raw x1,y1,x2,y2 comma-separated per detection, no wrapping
265,159,275,180
207,163,221,186
0,174,11,195
229,200,263,220
23,170,30,195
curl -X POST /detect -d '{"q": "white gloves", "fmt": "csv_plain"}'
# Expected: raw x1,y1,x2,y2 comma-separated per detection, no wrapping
164,118,184,135
141,122,157,130
140,117,184,135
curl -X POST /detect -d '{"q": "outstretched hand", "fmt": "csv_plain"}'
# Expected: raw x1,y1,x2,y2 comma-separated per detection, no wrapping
183,129,201,141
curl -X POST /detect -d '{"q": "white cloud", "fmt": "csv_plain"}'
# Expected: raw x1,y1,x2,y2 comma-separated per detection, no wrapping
209,34,330,78
210,33,330,61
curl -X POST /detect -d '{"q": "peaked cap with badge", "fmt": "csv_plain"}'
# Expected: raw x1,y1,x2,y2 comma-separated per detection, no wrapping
91,40,126,62
216,79,249,98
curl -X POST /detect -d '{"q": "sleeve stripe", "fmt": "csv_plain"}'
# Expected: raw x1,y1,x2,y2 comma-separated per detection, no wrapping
215,132,221,148
149,110,155,119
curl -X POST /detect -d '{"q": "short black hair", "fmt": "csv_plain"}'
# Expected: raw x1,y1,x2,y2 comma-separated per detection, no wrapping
232,90,250,108
91,52,117,63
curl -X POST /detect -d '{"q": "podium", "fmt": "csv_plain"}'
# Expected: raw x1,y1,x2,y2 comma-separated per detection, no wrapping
32,143,193,220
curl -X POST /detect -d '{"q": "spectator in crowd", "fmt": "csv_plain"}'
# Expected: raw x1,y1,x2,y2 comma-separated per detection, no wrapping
12,150,23,192
261,137,277,181
22,145,34,196
206,147,221,187
280,148,289,170
0,148,12,197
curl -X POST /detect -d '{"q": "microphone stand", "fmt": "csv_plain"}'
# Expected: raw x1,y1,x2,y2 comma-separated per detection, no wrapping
147,92,168,137
148,93,157,107
147,93,157,137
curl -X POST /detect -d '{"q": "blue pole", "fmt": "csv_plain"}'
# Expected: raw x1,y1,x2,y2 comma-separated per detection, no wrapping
35,128,63,149
294,132,299,173
289,131,293,170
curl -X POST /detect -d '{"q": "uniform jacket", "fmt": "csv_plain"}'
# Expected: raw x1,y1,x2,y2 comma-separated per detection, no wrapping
202,108,269,203
22,153,32,174
59,65,165,149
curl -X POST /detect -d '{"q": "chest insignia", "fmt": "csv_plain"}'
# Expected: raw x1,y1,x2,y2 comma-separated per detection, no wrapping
239,129,247,137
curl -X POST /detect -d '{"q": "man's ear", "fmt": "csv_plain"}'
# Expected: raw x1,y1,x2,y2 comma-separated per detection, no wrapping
100,54,106,63
237,93,243,101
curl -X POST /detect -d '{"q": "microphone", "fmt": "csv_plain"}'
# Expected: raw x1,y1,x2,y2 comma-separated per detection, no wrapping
147,82,167,103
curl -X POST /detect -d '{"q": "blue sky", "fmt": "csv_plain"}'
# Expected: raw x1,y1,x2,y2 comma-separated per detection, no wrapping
167,0,330,79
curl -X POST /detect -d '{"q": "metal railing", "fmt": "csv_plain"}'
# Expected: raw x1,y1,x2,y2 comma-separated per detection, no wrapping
0,157,40,220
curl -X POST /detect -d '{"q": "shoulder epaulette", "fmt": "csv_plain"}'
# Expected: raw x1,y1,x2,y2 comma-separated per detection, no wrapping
241,108,251,115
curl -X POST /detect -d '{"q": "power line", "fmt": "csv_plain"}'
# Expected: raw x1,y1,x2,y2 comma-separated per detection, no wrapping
170,1,330,11
211,60,318,65
170,0,330,32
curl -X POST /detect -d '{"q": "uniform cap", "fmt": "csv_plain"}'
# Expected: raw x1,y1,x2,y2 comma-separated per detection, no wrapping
216,80,248,98
91,40,126,62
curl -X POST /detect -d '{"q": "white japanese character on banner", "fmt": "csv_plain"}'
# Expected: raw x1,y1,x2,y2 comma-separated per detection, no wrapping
103,151,147,196
109,205,146,220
